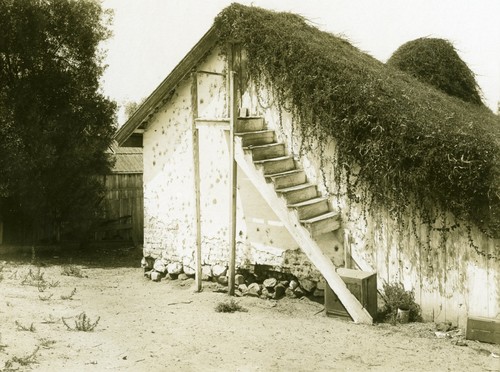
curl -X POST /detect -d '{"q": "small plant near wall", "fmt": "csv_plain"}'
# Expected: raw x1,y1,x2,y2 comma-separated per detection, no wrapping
381,282,422,324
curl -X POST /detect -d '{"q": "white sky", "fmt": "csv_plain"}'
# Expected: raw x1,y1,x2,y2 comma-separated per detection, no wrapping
101,0,500,124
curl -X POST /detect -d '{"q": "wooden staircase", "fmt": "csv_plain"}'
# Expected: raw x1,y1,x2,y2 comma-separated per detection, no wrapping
233,117,373,324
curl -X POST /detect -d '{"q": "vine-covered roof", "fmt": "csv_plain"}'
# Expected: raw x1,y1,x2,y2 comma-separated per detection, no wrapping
116,4,499,238
387,37,483,105
214,4,500,237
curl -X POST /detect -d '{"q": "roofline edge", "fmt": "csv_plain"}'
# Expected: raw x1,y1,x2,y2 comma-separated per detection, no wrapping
114,26,219,146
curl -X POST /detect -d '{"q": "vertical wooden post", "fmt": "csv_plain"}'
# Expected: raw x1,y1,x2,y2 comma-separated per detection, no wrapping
344,229,352,269
191,71,202,292
228,46,238,296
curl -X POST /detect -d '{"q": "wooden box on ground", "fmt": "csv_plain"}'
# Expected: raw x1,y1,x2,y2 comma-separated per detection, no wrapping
325,268,377,320
466,316,500,344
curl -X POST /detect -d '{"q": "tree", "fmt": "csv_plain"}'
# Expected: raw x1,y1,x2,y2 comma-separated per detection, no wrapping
0,0,116,244
124,100,140,120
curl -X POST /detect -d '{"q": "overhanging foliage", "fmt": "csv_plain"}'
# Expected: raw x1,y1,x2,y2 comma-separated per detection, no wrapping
214,4,500,240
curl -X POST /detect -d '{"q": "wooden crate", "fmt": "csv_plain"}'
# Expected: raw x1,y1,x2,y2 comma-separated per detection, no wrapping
466,316,500,344
325,268,377,321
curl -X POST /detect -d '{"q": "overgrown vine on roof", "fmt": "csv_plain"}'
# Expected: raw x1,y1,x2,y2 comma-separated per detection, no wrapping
214,4,500,257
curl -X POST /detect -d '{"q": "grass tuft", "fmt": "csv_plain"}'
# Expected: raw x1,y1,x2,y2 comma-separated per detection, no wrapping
61,265,84,278
15,320,36,332
60,288,77,300
215,299,248,313
3,347,39,370
62,312,100,332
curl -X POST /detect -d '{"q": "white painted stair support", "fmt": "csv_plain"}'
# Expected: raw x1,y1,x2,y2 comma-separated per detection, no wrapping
233,134,373,324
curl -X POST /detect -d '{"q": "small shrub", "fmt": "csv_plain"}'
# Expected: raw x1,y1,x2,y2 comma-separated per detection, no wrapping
21,268,45,286
9,270,18,280
215,299,248,313
48,279,60,288
41,315,58,324
3,347,39,370
61,265,84,278
39,293,53,301
60,288,77,300
0,333,6,352
39,338,56,349
15,321,36,332
37,280,48,292
62,312,100,332
381,282,422,323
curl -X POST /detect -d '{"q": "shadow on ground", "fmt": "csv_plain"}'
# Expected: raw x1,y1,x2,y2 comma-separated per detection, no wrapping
0,240,143,268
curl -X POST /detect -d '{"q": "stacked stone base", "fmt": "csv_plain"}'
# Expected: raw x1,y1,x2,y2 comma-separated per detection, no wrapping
141,256,327,300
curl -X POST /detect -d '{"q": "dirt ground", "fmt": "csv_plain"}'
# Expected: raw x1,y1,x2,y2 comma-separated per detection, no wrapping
0,245,499,372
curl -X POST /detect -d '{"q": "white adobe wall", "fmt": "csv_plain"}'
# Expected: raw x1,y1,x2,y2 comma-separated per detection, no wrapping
142,76,196,264
142,47,321,279
241,78,499,327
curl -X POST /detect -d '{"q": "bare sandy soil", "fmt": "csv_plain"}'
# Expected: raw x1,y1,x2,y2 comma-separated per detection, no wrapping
0,245,499,372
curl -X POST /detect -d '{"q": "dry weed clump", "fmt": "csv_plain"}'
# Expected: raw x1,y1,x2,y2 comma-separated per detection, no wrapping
3,347,39,371
15,320,36,332
61,265,84,278
21,267,45,285
60,288,77,300
38,293,54,301
62,312,100,332
215,299,248,313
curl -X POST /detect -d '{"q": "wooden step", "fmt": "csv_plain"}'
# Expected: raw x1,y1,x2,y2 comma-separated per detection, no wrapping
266,169,306,189
236,130,275,147
301,211,340,237
254,156,296,175
235,117,265,133
276,183,317,204
245,143,286,161
288,197,330,219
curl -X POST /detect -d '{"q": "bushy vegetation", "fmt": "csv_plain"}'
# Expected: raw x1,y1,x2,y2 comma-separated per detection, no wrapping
214,5,500,245
62,312,100,331
387,37,483,105
381,282,422,323
214,299,247,313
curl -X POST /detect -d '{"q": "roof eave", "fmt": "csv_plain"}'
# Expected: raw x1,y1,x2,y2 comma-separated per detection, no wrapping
114,26,219,146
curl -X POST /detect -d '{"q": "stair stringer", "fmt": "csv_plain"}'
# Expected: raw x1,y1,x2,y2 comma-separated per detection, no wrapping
234,136,373,324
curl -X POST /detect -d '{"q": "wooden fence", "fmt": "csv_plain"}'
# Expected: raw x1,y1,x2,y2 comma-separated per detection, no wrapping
96,173,143,244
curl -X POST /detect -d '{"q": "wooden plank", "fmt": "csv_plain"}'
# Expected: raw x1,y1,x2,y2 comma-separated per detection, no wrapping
466,316,500,344
485,235,499,319
191,72,202,293
227,57,237,296
233,137,372,324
